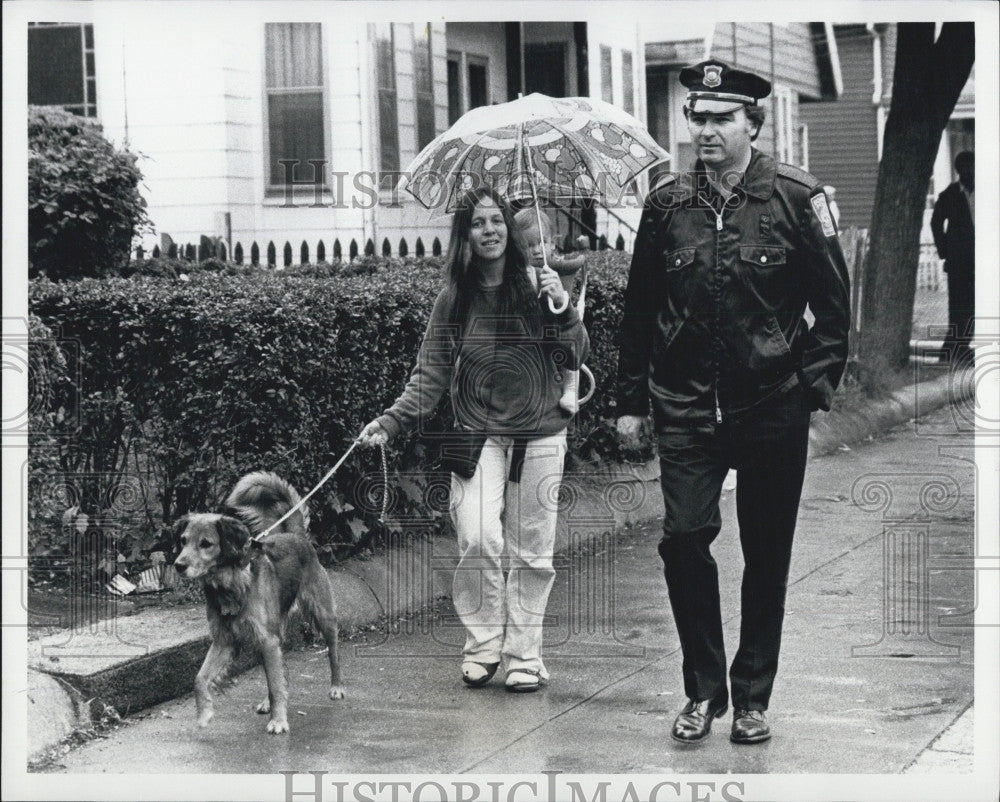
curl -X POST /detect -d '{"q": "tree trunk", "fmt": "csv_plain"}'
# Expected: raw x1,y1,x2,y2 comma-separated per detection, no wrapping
856,22,974,389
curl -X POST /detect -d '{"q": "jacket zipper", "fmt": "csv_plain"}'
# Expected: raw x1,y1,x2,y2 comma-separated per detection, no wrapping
710,203,724,424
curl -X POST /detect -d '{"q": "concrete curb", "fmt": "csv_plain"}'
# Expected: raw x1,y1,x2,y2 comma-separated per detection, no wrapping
903,704,975,773
808,370,971,457
26,371,972,761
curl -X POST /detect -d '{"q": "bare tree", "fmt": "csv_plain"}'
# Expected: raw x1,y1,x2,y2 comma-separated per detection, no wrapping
856,22,974,388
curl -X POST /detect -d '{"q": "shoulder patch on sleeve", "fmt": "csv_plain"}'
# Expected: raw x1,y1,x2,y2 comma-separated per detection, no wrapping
777,163,820,190
810,193,837,238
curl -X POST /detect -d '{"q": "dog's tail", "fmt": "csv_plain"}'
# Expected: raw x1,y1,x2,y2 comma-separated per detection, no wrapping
224,471,310,538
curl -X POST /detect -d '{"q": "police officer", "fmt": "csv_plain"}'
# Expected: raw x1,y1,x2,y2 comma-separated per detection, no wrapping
615,61,850,744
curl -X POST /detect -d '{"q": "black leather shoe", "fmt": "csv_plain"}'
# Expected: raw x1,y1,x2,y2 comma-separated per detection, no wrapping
731,709,771,744
670,694,729,743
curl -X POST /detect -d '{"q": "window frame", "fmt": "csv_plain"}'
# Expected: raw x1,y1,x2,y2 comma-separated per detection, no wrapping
262,22,330,195
773,85,795,165
465,54,489,111
446,49,490,121
600,45,613,104
372,22,401,177
28,22,98,118
621,49,634,115
413,22,436,154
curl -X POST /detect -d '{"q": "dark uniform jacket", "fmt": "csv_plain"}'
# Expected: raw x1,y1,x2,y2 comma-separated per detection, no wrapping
616,148,850,431
930,181,974,275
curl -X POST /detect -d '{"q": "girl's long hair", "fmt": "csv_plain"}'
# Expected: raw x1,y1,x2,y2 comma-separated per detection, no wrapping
444,187,539,336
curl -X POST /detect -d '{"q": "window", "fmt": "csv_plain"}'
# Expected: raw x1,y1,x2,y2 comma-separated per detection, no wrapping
28,23,97,117
447,57,461,125
600,45,613,103
446,51,490,123
413,23,435,152
373,23,399,174
524,43,566,97
265,23,325,187
467,59,488,110
773,85,794,164
621,49,634,114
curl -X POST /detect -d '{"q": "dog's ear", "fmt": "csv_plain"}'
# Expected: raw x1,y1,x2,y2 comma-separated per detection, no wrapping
171,515,190,544
215,515,250,564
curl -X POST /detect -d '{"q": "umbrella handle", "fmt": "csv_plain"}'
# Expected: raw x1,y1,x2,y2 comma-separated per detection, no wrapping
577,364,596,407
547,292,570,315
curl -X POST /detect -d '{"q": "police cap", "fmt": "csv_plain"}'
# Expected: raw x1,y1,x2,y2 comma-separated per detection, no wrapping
680,60,772,114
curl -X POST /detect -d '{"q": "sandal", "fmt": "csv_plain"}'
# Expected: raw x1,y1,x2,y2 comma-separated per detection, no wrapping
505,668,543,693
461,661,500,687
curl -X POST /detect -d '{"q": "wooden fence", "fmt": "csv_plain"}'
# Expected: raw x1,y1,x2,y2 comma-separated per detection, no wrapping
134,234,447,266
840,228,949,362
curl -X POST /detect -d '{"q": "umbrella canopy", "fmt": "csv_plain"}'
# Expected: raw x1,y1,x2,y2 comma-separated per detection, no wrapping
399,93,669,211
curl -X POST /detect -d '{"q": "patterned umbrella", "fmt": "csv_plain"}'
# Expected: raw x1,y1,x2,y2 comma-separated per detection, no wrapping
399,93,669,211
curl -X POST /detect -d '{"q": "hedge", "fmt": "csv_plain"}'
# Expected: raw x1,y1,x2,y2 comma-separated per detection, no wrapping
28,252,638,576
29,106,149,281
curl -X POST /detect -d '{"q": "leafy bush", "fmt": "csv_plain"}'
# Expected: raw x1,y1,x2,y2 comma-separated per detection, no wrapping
121,257,183,280
28,251,636,571
27,316,76,554
28,106,149,281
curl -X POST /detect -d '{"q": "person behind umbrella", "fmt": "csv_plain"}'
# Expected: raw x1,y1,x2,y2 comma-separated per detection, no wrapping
615,60,850,744
358,187,589,693
511,206,587,414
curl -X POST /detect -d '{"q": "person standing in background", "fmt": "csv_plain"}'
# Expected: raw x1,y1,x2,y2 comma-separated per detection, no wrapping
931,150,975,362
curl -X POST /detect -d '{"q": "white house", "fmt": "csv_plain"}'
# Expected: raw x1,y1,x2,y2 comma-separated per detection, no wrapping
28,10,647,264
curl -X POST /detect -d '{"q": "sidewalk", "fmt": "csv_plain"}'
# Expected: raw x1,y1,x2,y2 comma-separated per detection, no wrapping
25,370,976,767
903,705,975,774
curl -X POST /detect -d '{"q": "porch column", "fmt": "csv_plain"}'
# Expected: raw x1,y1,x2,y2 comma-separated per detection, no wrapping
574,22,596,247
505,22,523,100
574,22,589,95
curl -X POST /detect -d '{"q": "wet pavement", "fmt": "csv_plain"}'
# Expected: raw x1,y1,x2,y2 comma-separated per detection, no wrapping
42,406,975,775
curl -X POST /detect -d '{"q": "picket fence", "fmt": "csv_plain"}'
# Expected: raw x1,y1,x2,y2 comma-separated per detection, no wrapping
133,228,632,266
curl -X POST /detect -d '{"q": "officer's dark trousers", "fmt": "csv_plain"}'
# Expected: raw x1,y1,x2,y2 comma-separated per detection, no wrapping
657,386,811,711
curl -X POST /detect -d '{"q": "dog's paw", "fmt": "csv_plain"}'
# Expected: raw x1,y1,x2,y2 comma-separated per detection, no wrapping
256,699,271,714
266,718,290,734
197,709,214,728
329,686,346,701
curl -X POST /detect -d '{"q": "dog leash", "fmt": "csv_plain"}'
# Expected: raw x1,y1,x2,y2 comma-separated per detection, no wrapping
252,439,388,543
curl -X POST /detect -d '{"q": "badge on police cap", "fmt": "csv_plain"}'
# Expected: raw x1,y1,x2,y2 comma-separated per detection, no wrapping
703,64,723,88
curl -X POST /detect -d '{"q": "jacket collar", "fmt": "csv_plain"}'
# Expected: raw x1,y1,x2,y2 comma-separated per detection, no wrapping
691,148,777,201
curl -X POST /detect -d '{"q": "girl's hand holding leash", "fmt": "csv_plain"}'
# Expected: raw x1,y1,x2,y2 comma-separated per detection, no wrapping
358,420,389,447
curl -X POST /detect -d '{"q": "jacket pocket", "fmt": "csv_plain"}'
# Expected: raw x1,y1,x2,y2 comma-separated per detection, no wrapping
739,244,787,270
746,315,794,375
661,247,697,313
739,245,789,312
651,320,688,387
664,247,696,272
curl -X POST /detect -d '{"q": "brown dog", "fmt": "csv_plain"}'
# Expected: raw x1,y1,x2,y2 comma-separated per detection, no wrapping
173,471,344,734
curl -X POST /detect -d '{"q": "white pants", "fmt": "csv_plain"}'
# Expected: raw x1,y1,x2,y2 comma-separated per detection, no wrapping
450,430,567,679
